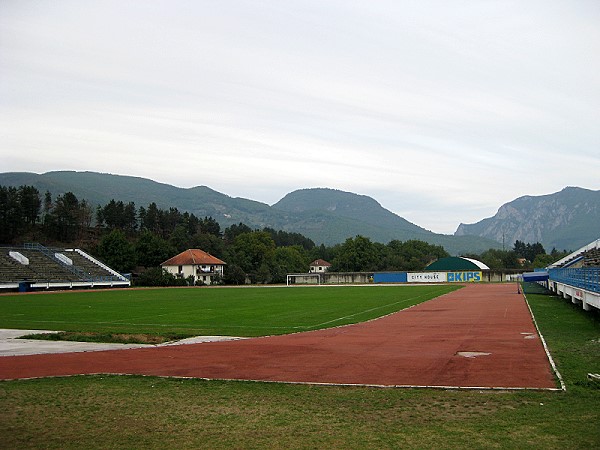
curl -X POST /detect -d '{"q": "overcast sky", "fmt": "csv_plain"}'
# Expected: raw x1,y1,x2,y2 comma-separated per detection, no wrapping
1,1,599,234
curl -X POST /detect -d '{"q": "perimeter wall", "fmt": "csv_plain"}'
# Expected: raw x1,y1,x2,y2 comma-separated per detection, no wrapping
288,270,523,285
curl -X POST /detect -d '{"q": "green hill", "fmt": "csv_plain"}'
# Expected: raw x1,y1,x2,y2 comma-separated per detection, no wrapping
0,171,499,254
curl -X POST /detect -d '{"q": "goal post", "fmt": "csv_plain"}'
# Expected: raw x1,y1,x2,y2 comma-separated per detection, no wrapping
286,273,321,286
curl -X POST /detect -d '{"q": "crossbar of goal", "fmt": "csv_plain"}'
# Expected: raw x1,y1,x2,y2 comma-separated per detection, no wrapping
286,273,321,286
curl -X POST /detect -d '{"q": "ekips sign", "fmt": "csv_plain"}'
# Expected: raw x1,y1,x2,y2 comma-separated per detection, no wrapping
447,271,482,282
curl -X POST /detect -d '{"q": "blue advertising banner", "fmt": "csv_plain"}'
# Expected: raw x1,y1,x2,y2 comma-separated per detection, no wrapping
447,271,482,282
373,272,408,283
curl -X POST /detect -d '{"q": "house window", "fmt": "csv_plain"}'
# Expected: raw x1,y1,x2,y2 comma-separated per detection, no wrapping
178,265,183,273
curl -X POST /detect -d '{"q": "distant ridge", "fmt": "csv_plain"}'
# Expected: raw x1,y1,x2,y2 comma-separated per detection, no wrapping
455,187,600,251
1,171,500,254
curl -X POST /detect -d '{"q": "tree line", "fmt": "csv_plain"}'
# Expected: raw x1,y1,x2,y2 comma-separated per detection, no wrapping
1,185,568,285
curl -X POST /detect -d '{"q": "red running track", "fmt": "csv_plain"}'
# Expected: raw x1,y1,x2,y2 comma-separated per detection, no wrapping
0,284,558,389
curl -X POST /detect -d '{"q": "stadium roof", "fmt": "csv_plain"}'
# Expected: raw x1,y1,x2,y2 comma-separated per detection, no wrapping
547,238,600,268
425,257,490,271
161,249,226,267
522,271,549,282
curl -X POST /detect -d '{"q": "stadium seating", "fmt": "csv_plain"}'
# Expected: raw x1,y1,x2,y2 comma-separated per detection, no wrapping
62,249,121,280
0,243,130,290
584,248,600,267
0,252,39,281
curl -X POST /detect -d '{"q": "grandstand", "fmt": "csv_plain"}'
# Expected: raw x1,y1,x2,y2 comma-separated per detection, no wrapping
0,243,130,292
534,239,600,312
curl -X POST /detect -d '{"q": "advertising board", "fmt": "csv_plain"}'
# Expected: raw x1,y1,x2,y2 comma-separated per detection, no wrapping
447,271,482,282
407,272,447,283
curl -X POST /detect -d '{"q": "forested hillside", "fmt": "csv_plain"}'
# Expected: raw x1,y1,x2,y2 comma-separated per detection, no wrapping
0,171,500,254
1,184,564,286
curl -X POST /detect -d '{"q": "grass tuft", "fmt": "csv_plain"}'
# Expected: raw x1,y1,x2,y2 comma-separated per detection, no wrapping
18,331,192,344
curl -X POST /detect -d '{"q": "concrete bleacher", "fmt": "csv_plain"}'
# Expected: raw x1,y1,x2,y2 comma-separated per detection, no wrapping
17,248,81,282
0,252,39,282
584,248,600,267
0,243,130,291
62,249,119,280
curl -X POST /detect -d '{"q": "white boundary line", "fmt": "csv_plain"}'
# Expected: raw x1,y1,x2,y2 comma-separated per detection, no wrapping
522,290,566,391
2,373,565,391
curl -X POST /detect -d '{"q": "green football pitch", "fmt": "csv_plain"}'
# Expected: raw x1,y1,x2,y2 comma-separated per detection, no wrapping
0,285,459,336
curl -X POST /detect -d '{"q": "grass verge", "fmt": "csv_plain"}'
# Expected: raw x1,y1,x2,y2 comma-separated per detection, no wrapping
18,331,191,345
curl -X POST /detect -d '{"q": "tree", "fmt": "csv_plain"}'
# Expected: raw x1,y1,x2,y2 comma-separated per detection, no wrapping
19,185,41,225
270,246,310,283
43,191,52,220
141,202,160,234
513,240,527,259
160,207,183,237
135,231,176,268
224,223,252,244
477,249,505,269
381,240,449,271
96,229,136,273
200,216,221,237
78,200,94,240
513,240,546,266
222,263,246,285
330,235,380,272
264,227,315,250
48,192,81,242
528,242,546,262
123,202,137,233
135,266,187,287
169,223,191,253
501,250,520,269
309,243,336,265
182,212,199,236
532,253,555,269
0,186,23,242
190,233,225,258
229,231,276,283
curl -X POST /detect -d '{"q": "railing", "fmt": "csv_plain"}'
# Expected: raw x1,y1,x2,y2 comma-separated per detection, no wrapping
73,249,129,282
25,243,89,280
23,243,126,283
548,267,600,294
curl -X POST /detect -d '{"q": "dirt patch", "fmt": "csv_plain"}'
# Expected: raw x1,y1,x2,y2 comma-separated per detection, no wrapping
456,352,492,358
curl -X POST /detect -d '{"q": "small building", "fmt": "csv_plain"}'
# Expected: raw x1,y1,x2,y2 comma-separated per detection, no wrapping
309,259,331,273
161,249,226,285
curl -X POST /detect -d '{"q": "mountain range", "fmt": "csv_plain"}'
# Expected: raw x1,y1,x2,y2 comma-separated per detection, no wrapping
1,171,597,254
455,186,599,252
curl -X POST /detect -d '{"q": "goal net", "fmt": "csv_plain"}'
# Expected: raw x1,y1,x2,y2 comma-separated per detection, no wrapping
286,273,321,286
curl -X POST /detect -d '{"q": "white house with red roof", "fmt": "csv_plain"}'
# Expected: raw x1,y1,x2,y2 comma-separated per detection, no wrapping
309,259,331,273
161,249,226,285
